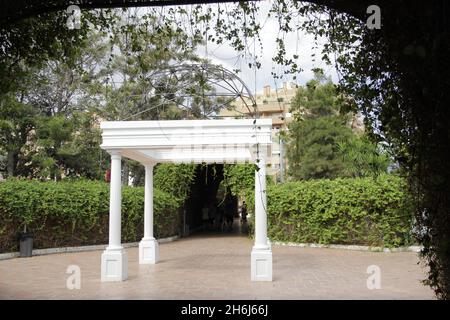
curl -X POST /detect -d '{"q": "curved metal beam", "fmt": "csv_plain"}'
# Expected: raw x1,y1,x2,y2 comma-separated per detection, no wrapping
121,62,258,120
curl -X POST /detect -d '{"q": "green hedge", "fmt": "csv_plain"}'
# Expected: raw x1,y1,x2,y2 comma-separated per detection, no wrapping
0,179,179,253
223,164,256,198
154,163,196,204
247,174,414,247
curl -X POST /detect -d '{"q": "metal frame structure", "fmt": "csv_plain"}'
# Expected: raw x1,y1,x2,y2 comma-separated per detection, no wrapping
121,62,258,120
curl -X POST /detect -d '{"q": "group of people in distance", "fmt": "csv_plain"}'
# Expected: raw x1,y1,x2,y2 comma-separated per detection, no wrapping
202,200,248,232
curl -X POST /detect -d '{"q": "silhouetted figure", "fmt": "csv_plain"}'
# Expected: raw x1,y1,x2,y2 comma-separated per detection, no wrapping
208,202,216,230
215,201,224,231
202,205,209,230
224,197,234,231
241,201,248,223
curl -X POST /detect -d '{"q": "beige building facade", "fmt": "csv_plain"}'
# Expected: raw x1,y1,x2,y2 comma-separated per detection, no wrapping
219,82,299,181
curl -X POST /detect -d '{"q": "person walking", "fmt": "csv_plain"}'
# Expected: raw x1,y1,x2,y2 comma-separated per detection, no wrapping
241,201,248,223
202,205,209,230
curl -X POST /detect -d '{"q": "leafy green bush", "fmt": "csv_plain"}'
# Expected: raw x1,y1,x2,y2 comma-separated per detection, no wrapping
0,179,179,253
223,164,255,198
223,163,273,201
247,175,414,247
153,163,196,205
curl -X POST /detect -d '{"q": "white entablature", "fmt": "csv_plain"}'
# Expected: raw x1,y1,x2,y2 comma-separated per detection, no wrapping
100,119,272,164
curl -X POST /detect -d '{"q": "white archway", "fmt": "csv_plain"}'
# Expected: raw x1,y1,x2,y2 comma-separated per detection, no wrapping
100,119,272,282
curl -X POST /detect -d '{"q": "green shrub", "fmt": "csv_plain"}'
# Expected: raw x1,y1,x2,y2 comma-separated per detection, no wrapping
247,174,414,247
223,164,255,198
223,163,273,201
0,179,179,253
154,163,196,205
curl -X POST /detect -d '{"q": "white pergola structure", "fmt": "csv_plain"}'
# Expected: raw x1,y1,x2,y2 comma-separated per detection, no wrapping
100,119,273,282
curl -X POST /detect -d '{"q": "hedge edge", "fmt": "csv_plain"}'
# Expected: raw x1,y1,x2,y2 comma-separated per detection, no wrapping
0,235,180,261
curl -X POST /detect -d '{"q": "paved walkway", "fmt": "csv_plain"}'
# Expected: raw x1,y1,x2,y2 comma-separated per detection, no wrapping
0,230,433,299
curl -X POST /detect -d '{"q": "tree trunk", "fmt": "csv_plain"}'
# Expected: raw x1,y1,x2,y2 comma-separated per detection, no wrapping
6,151,16,177
122,161,129,186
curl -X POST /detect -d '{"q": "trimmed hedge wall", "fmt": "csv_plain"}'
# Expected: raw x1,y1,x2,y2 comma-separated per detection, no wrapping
248,174,414,247
0,179,179,253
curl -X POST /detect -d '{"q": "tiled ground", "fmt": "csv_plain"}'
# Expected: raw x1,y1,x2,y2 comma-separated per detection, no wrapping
0,228,434,299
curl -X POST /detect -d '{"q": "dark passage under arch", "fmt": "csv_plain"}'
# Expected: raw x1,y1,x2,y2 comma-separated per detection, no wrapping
183,164,241,236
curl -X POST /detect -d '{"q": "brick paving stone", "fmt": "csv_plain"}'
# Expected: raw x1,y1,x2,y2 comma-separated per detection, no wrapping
0,231,434,299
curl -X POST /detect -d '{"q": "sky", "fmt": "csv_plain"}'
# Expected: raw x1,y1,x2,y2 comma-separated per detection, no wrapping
115,1,339,96
194,0,339,95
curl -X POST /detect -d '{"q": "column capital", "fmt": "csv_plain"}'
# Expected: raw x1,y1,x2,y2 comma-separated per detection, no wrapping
108,150,122,158
144,162,156,169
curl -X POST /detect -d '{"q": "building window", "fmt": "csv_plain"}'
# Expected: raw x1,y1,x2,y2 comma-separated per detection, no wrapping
277,97,284,103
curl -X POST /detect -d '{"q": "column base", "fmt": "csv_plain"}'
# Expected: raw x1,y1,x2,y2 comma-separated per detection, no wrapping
101,247,128,282
139,238,159,264
251,247,273,281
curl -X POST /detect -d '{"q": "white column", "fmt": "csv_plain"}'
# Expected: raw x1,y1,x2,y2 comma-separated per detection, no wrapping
254,158,268,248
101,151,128,282
108,152,122,249
139,163,159,264
251,156,273,281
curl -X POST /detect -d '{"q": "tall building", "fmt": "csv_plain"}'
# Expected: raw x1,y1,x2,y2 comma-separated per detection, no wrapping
219,82,299,181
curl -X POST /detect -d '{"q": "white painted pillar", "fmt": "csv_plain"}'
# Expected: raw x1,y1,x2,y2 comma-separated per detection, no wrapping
251,156,273,281
139,163,159,264
254,158,268,248
144,164,154,239
101,151,128,282
108,152,122,249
